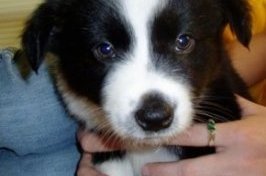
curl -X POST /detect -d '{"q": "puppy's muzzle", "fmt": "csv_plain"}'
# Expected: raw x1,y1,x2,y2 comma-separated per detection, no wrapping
134,92,174,132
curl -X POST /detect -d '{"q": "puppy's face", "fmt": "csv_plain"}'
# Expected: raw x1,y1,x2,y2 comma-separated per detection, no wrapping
23,0,251,143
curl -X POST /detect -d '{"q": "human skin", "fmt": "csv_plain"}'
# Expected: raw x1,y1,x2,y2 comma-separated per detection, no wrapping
142,96,266,176
141,32,266,176
77,96,266,176
229,32,266,86
77,32,266,176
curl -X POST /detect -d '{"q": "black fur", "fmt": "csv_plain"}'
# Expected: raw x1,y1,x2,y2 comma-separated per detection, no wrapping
22,0,252,172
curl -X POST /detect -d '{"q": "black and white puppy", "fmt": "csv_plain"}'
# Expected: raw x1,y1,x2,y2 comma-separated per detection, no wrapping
22,0,252,175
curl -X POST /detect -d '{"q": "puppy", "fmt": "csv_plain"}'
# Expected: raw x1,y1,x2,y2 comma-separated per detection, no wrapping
22,0,252,175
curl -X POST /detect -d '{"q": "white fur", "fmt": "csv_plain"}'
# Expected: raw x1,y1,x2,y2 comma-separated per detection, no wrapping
96,148,179,176
96,159,134,176
56,0,194,141
129,148,178,175
102,0,194,140
56,1,194,175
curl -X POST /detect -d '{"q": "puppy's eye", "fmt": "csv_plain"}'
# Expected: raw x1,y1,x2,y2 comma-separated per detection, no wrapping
93,42,116,59
175,34,195,54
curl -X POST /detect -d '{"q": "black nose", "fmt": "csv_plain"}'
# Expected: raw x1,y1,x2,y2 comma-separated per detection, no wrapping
135,93,174,132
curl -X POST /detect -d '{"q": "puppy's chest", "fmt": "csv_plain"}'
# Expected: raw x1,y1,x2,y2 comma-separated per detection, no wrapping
96,148,179,176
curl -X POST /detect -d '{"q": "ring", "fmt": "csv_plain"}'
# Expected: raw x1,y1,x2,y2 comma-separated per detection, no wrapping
207,119,216,146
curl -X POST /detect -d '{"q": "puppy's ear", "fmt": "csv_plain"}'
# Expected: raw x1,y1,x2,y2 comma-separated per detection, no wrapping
22,3,56,72
222,0,252,47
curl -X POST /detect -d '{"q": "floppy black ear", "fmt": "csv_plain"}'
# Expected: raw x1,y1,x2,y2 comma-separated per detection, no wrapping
22,3,56,72
222,0,252,47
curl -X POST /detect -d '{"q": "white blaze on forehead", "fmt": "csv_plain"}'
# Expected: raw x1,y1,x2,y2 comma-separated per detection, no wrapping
102,0,193,139
119,0,168,63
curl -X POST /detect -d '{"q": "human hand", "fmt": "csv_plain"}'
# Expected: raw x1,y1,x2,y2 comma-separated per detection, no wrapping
77,153,106,176
77,131,117,176
142,96,266,176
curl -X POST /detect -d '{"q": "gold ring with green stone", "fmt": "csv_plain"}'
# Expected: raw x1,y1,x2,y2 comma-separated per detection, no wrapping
207,119,216,146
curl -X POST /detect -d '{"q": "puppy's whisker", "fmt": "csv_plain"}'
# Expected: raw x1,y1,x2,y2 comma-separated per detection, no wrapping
192,95,233,101
194,110,229,122
195,103,233,116
195,106,233,118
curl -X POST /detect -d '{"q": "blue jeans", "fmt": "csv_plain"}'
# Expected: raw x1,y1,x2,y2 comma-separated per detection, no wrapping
0,48,80,176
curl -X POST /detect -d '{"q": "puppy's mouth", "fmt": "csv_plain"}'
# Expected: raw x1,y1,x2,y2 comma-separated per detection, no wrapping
81,97,190,149
96,130,176,150
99,90,193,147
95,118,183,149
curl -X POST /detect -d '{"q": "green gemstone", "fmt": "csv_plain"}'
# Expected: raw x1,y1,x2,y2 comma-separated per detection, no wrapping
207,119,216,132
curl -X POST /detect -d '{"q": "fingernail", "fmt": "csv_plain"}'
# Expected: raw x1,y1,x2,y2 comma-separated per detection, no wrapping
142,166,150,176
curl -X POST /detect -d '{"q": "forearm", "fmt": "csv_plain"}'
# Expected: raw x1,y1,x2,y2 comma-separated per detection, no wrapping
228,32,266,87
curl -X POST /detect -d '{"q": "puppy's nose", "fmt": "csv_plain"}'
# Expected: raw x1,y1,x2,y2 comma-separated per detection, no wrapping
135,93,174,132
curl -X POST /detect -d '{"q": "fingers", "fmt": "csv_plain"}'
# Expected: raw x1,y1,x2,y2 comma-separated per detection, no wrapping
77,131,110,176
142,154,228,176
168,96,264,148
78,130,115,153
77,153,107,176
168,121,237,147
77,129,121,176
78,130,120,153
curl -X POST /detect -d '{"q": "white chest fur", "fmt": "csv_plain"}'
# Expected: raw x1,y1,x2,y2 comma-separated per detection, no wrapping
96,148,179,176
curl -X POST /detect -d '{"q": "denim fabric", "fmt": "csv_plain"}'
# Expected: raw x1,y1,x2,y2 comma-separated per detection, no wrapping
0,49,80,176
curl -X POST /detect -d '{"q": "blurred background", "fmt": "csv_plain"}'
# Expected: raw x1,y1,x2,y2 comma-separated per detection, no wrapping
0,0,41,48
